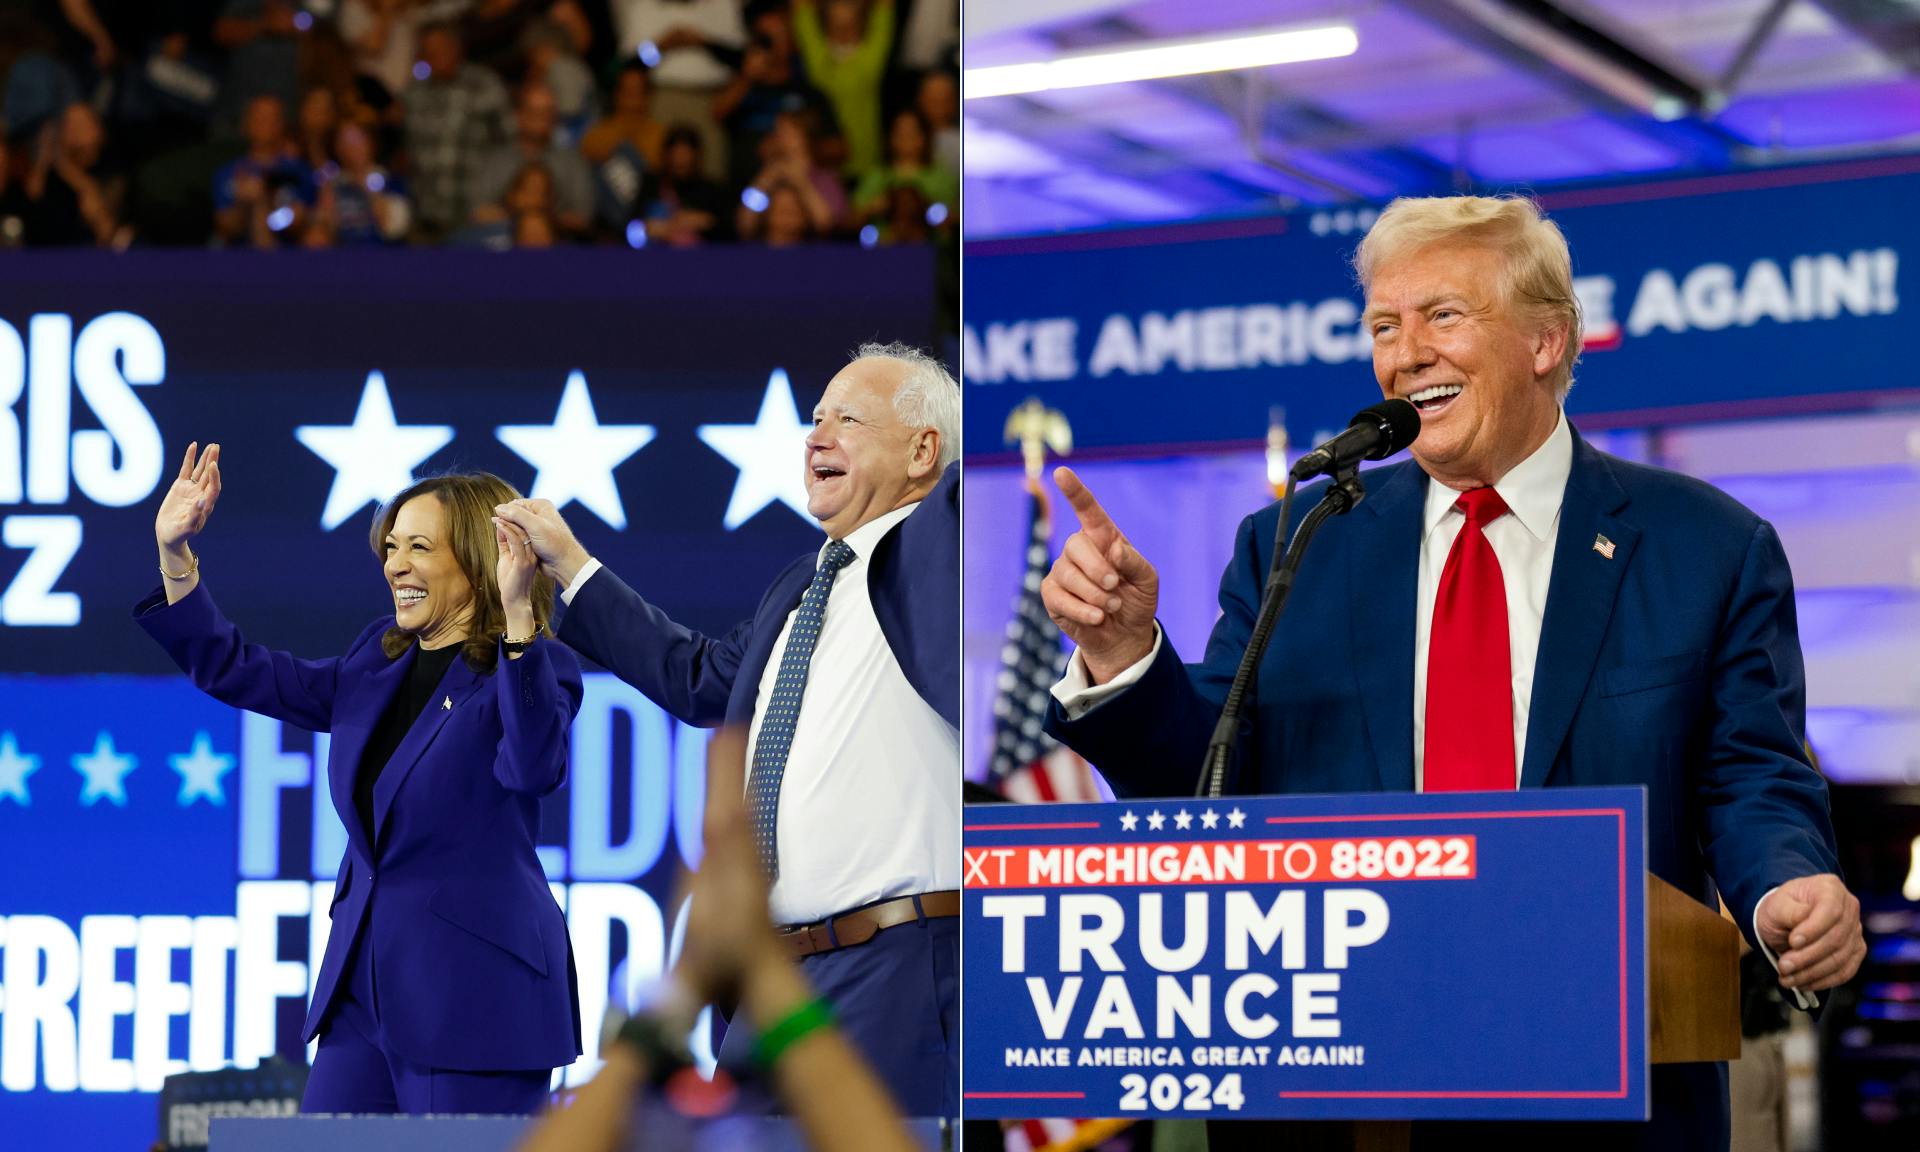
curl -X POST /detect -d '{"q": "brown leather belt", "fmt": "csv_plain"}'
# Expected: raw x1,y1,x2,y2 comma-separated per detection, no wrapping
778,890,960,960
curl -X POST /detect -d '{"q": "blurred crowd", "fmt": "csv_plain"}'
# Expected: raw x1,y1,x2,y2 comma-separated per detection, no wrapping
0,0,957,249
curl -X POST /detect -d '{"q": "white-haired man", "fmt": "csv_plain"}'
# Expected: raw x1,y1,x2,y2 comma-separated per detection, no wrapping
497,344,960,1116
1041,197,1861,1151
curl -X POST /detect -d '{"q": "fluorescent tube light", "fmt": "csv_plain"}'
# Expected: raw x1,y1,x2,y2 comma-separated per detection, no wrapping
964,25,1359,101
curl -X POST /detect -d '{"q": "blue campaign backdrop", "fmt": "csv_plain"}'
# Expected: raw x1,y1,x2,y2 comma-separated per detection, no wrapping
962,158,1918,459
0,248,934,1149
962,788,1648,1122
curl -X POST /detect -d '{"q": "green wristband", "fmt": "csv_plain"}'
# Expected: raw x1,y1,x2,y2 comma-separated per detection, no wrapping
753,996,835,1068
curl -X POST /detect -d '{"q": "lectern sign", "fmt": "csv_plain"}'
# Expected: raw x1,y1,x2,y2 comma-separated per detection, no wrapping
961,787,1649,1121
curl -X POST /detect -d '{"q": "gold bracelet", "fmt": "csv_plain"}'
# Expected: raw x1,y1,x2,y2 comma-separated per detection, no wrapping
502,631,540,648
160,550,199,581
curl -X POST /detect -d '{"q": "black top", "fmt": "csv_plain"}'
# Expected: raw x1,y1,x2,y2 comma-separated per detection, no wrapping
355,641,463,845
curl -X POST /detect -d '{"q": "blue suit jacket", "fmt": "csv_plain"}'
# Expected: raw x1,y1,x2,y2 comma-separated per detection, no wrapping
558,463,959,731
137,584,584,1072
1049,431,1838,1149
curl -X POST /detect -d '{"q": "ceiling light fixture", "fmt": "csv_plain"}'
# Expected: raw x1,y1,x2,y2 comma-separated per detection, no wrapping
964,25,1359,101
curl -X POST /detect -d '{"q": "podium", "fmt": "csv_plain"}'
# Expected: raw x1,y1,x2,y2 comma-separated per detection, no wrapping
960,786,1739,1134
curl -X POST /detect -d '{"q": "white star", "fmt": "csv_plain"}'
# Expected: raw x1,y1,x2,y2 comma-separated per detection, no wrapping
0,733,40,806
73,732,136,807
696,368,813,530
1173,809,1193,830
497,371,656,530
295,371,455,530
1200,808,1220,829
169,731,233,807
1226,807,1247,829
1146,809,1166,831
1118,810,1139,832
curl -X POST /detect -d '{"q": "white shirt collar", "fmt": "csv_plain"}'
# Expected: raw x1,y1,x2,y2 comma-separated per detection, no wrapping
826,500,920,565
1421,409,1572,544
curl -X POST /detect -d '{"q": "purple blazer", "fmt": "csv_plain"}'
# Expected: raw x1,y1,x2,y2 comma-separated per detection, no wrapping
136,583,583,1072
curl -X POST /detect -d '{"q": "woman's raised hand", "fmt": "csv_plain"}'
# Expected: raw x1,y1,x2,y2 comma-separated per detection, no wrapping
156,442,221,550
494,514,538,643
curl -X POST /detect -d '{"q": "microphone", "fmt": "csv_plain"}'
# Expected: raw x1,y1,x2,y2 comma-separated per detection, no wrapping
1288,398,1421,482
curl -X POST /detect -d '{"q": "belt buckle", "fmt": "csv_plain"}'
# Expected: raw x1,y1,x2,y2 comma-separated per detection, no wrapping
780,921,832,959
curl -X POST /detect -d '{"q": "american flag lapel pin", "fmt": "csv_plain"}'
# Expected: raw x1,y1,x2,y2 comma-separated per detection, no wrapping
1593,533,1616,560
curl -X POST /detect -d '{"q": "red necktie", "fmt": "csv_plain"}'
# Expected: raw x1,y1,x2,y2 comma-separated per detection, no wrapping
1424,487,1515,792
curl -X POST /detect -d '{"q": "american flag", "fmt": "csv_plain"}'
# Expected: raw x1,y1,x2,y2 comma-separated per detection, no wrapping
987,488,1104,804
979,488,1129,1151
1002,1117,1135,1152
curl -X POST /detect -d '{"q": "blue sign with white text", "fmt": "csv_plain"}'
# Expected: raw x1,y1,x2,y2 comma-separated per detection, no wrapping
963,159,1919,456
962,787,1648,1120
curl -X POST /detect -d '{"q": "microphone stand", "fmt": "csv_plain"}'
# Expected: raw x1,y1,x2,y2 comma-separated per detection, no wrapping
1196,462,1367,799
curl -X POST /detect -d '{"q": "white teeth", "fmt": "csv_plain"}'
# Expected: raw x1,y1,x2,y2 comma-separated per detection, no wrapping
396,589,426,604
1410,385,1463,404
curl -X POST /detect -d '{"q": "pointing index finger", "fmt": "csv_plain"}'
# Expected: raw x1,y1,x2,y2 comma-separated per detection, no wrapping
1055,466,1116,538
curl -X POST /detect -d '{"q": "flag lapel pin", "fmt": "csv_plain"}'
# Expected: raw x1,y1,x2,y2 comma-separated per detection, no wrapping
1593,534,1616,560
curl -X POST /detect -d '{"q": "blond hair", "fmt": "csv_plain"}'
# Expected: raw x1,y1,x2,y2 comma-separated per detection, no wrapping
1354,195,1582,397
369,472,555,673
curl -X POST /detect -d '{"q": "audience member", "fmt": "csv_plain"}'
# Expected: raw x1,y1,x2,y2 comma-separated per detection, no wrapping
915,69,957,176
852,107,951,240
793,0,893,177
0,0,952,250
315,121,411,246
403,20,511,239
887,0,954,115
896,0,956,72
757,178,820,247
580,61,664,170
212,92,314,248
296,86,342,171
613,0,744,181
462,0,537,81
116,19,224,168
472,79,593,236
211,0,305,136
0,102,124,247
878,182,928,245
712,3,839,192
640,122,728,246
521,17,595,132
741,109,844,237
338,0,425,102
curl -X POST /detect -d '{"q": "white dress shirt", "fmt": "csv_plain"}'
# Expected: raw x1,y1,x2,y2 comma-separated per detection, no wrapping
565,504,959,925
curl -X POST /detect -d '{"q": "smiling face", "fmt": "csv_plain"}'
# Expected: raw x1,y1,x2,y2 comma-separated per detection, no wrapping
382,493,477,649
804,359,939,539
1364,241,1566,490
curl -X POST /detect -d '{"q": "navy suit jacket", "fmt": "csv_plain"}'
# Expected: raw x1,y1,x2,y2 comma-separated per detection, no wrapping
137,584,584,1072
1049,430,1839,1149
558,463,959,731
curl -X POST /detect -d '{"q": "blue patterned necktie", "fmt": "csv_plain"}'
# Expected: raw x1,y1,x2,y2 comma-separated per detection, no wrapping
749,538,857,877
